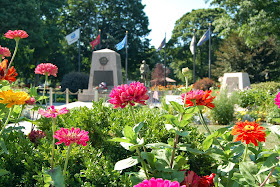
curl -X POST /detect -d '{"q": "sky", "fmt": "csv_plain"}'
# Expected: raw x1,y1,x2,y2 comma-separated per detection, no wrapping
141,0,211,47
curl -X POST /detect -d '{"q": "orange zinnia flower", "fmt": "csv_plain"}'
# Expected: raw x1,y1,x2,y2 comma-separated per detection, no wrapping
231,120,266,146
0,90,30,108
0,59,18,82
181,90,215,109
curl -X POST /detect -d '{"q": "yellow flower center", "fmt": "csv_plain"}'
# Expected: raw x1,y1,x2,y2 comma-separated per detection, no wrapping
244,125,255,131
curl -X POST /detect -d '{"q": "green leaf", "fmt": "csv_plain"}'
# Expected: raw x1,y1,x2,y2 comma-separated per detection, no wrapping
0,168,9,176
218,162,235,172
202,134,214,151
272,118,280,123
123,125,137,143
239,161,258,185
175,130,190,137
0,137,8,154
269,125,280,140
163,114,179,127
108,137,131,143
114,156,140,170
171,170,186,183
141,152,156,169
173,156,188,170
133,122,144,134
170,101,184,113
179,119,190,128
258,153,279,174
43,172,52,187
146,143,173,149
45,166,64,187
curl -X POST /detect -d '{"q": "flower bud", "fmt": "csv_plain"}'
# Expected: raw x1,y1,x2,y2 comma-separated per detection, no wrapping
182,67,189,77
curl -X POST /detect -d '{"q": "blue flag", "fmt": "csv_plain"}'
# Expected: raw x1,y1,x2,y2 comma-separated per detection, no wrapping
115,35,127,50
197,29,210,46
157,37,166,52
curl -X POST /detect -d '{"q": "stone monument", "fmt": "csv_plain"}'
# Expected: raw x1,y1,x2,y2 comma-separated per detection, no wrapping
78,49,123,101
221,72,250,93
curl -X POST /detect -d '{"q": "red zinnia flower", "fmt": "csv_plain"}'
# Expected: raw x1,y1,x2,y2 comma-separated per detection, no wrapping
199,173,215,187
0,59,18,82
5,30,29,40
109,81,149,109
35,63,58,77
53,127,89,146
231,120,266,146
181,90,215,109
0,45,11,59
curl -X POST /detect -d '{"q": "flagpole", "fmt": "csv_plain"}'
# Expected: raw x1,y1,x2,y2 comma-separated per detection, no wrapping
209,23,211,79
164,33,167,87
125,31,128,83
78,27,81,72
193,29,196,83
99,29,101,50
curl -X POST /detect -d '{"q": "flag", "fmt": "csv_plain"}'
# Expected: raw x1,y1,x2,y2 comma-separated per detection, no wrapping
90,34,100,49
189,35,196,55
66,28,80,45
115,35,127,50
197,29,210,46
157,38,166,52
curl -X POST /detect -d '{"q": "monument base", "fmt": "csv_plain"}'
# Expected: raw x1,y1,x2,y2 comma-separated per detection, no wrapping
78,89,111,102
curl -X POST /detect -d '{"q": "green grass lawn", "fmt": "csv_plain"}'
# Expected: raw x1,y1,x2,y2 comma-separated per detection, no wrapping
195,124,279,150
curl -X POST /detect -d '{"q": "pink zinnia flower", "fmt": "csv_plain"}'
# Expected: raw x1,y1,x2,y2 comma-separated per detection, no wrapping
181,90,215,109
25,97,36,105
38,105,69,118
35,63,58,77
53,127,89,146
109,81,149,109
0,45,11,59
275,92,280,108
5,30,29,40
134,177,184,187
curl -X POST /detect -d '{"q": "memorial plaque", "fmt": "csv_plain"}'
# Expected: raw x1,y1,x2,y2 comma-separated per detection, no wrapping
93,71,113,86
226,77,239,92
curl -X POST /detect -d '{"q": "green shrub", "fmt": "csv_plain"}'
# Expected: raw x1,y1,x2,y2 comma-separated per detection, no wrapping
193,78,215,91
61,72,89,93
251,81,280,94
210,90,238,125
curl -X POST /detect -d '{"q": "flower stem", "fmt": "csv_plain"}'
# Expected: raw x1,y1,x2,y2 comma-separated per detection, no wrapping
7,40,19,70
260,166,276,187
136,147,149,179
51,118,56,170
63,144,72,177
197,107,225,151
43,73,48,106
243,144,249,161
170,134,179,169
0,106,14,137
129,105,146,152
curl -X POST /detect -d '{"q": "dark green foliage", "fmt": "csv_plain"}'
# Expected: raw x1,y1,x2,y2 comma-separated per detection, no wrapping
1,100,216,185
169,8,226,83
210,90,238,125
193,78,215,91
61,72,89,93
214,34,280,83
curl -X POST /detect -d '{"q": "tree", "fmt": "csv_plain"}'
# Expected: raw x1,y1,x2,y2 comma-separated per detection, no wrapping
151,63,170,86
213,33,280,83
61,0,151,81
0,0,67,85
168,8,226,83
208,0,280,47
